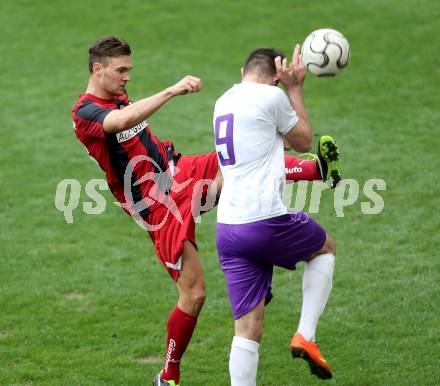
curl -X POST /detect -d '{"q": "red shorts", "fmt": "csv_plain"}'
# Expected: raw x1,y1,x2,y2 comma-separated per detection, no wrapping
147,152,219,281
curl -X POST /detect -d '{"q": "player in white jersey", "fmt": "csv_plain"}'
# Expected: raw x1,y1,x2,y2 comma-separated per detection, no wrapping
215,81,296,224
214,45,337,384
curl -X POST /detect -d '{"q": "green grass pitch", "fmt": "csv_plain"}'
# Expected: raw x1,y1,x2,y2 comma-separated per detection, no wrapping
1,0,439,385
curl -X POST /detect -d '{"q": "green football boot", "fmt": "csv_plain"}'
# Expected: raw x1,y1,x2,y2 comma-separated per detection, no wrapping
297,135,341,188
316,135,341,188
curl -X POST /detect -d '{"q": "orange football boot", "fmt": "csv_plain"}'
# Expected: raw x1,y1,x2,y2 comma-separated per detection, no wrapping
290,332,332,380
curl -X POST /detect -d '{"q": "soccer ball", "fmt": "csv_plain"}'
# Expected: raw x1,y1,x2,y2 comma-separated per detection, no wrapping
301,28,350,77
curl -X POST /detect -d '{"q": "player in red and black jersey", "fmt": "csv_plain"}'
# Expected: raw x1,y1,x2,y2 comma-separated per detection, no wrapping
72,36,340,386
72,36,222,386
73,92,177,220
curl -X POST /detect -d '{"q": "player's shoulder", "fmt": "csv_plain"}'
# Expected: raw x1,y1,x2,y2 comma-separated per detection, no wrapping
261,84,287,100
263,86,292,115
241,83,286,104
72,94,85,114
72,98,96,123
73,93,118,124
243,84,288,113
215,83,283,102
72,94,97,116
215,85,236,105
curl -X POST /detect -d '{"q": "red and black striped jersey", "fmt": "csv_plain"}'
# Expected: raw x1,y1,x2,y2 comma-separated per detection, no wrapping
72,93,179,219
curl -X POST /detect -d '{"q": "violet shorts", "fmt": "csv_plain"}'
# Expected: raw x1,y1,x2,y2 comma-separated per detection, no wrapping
216,212,326,319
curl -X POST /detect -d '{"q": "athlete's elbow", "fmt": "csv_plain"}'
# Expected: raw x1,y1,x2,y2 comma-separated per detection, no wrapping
291,126,313,152
296,140,312,153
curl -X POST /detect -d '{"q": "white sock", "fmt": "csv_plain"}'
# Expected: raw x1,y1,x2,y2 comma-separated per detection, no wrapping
297,253,335,342
229,336,259,386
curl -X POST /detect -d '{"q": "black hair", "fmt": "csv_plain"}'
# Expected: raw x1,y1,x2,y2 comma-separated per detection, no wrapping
242,48,285,77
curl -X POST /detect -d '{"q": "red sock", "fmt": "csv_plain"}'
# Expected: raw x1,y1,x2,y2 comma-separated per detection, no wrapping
284,155,321,182
160,306,197,384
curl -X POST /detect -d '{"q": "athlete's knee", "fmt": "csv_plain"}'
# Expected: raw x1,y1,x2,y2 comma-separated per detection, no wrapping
179,241,206,312
321,234,336,255
327,235,336,255
235,302,265,342
178,284,206,314
189,287,206,309
236,316,264,342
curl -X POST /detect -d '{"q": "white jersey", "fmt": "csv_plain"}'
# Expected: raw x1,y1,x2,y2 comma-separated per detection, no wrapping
214,82,298,224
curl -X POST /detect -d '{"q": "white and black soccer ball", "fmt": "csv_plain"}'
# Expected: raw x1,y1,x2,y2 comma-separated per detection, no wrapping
301,28,350,77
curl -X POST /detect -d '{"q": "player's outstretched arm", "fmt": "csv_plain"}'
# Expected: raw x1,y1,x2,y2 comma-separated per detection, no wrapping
103,76,202,134
275,44,312,152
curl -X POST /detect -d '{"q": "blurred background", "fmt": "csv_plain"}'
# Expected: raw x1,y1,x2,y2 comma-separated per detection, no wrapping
0,1,439,385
